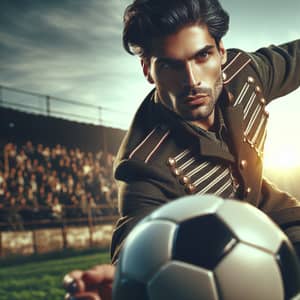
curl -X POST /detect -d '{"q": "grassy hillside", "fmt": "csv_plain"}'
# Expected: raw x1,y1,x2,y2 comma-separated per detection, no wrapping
0,250,110,300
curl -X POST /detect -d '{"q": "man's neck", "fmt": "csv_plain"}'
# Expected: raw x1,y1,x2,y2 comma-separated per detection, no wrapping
190,110,216,131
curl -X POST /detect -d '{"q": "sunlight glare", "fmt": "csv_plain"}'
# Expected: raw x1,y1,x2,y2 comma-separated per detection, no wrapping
264,145,300,169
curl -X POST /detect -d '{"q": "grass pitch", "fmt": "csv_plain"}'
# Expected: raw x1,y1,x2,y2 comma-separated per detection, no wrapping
0,249,110,300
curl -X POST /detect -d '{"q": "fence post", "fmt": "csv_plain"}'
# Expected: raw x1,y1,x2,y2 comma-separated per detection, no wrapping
46,96,50,116
0,231,2,257
0,85,3,105
87,204,94,248
32,230,38,255
98,106,108,153
98,106,102,125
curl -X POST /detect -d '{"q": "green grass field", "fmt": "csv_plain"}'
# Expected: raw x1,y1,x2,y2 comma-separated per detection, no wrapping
0,249,111,300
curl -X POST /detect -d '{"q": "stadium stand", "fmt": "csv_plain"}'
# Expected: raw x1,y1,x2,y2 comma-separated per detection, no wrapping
0,140,118,230
0,106,126,231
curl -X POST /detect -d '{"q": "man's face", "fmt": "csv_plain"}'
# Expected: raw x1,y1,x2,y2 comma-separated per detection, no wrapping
143,24,227,129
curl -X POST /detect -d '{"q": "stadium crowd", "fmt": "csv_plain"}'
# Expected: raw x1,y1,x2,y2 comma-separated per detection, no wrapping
0,141,118,230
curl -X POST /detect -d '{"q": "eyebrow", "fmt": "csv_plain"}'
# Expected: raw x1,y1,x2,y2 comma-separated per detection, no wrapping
157,44,215,64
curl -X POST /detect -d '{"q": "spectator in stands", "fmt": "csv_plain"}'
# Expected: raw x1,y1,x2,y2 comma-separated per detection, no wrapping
23,140,34,160
29,173,38,194
0,140,118,230
66,195,81,219
67,174,75,191
16,149,27,167
38,185,47,207
5,143,17,169
0,170,5,196
26,187,39,214
6,196,23,230
51,196,63,220
15,185,25,203
16,169,25,187
79,194,89,217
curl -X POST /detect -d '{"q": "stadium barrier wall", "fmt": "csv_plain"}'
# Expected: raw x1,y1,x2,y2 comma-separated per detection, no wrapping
0,222,115,257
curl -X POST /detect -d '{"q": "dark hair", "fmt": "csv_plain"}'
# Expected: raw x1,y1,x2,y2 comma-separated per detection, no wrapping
123,0,229,58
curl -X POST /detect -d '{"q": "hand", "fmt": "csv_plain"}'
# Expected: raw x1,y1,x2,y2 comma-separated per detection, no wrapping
63,264,116,300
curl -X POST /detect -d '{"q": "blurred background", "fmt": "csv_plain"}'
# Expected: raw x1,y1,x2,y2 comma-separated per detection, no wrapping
0,0,300,299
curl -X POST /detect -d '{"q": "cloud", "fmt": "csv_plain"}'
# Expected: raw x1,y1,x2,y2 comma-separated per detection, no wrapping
0,0,299,129
0,0,129,95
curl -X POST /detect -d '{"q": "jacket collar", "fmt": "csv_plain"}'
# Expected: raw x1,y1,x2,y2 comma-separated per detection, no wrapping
154,90,239,163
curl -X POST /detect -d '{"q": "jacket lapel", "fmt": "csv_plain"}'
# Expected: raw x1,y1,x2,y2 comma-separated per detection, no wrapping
223,102,244,159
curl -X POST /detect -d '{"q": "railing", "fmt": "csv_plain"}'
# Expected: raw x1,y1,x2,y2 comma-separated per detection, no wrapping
0,204,119,231
0,85,129,129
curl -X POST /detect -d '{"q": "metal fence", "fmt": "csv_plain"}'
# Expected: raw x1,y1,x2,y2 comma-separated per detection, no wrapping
0,85,128,129
0,204,118,232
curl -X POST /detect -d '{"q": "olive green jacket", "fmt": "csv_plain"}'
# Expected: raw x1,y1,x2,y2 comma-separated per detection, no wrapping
111,40,300,263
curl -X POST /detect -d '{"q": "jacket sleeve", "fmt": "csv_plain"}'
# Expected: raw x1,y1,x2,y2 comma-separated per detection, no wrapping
249,39,300,102
259,177,300,213
260,177,300,257
110,160,181,264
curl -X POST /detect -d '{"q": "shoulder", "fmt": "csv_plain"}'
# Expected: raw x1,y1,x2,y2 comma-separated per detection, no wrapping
113,93,178,182
222,48,262,86
222,48,267,107
114,122,176,180
114,89,173,167
223,49,253,83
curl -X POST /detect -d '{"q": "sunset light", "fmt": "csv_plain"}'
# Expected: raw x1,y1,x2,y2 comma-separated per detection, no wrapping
264,145,300,169
263,96,300,171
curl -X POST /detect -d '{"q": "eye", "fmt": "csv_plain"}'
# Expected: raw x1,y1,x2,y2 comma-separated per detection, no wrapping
195,51,210,62
159,62,171,70
159,61,183,71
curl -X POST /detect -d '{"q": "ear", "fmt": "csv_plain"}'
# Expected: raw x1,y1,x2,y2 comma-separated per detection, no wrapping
218,40,227,65
141,59,154,84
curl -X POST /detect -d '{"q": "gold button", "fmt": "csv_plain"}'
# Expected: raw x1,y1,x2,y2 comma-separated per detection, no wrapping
240,160,247,169
167,157,176,167
227,91,234,103
264,110,269,117
172,168,181,176
222,72,227,81
247,76,255,84
260,98,266,105
186,183,196,194
255,86,261,94
245,187,252,195
179,175,190,185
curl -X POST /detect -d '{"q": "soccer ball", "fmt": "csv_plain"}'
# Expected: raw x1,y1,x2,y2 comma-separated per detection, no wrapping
113,195,300,300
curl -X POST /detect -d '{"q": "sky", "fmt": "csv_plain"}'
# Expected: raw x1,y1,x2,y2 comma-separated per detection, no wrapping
0,0,300,167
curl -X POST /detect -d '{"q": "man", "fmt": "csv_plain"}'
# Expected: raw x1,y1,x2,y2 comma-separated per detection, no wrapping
64,0,300,299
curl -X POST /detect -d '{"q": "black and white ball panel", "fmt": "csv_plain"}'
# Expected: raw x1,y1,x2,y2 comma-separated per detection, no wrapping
121,220,176,283
216,200,285,253
215,243,284,300
114,195,300,300
173,214,237,270
148,261,218,300
276,241,300,299
113,265,149,300
150,194,223,223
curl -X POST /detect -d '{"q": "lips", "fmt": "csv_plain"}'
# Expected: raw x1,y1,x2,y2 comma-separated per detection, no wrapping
185,94,209,106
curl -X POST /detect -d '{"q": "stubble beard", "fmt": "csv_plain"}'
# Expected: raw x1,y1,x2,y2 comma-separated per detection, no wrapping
156,74,224,123
178,74,224,122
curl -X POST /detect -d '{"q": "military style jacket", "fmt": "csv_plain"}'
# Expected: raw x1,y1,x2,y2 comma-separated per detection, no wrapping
111,40,300,263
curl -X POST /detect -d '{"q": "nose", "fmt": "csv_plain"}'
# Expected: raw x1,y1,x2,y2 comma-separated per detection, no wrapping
183,61,200,87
